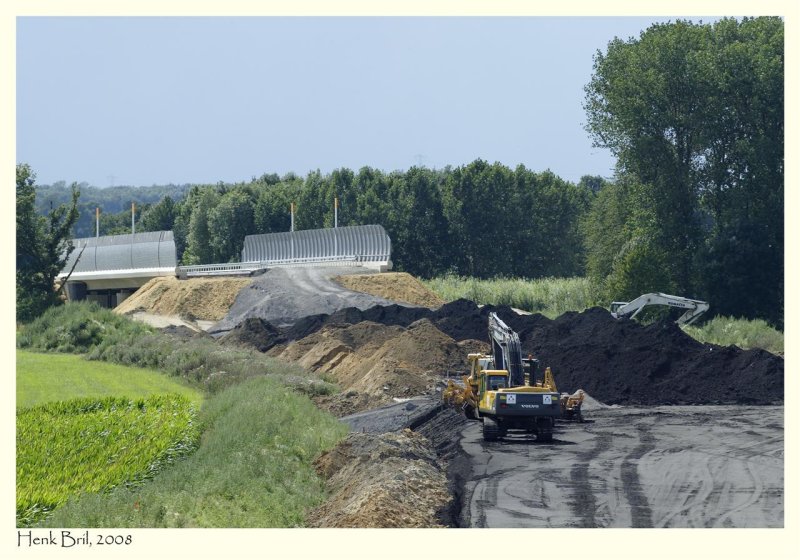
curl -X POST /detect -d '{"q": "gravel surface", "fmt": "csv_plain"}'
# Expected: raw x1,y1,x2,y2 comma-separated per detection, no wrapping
210,267,408,333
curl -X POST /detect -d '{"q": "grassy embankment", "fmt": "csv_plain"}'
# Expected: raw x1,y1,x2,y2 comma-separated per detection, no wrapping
424,275,783,354
16,302,348,527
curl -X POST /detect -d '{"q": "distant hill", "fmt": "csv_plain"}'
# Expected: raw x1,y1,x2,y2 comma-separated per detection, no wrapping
35,182,191,238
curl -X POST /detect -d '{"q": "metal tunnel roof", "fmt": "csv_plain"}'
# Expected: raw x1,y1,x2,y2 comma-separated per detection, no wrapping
61,231,177,273
241,224,392,264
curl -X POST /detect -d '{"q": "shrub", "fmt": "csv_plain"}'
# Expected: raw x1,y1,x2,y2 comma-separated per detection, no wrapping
16,302,153,353
88,334,336,396
683,316,784,355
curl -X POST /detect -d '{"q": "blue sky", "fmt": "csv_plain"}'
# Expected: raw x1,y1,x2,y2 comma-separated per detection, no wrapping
17,16,698,187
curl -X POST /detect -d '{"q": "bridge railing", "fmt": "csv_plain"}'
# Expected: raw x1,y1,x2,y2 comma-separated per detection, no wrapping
176,255,368,278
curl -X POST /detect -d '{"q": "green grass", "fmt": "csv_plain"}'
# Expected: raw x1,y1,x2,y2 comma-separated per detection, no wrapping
86,331,337,396
39,376,349,528
17,350,203,408
16,301,154,354
17,395,199,526
682,316,784,355
424,275,601,318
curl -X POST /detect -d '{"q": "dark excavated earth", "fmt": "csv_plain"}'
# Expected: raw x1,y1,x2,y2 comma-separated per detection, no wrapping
220,299,783,406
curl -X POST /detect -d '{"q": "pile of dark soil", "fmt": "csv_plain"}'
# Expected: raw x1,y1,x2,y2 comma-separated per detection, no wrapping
222,299,783,406
218,318,284,352
508,307,784,406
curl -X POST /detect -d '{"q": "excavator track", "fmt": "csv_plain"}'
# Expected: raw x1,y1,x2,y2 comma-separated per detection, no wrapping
536,418,554,442
482,417,501,442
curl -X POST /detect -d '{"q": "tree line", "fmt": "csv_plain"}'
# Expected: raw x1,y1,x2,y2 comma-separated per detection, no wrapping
19,17,783,327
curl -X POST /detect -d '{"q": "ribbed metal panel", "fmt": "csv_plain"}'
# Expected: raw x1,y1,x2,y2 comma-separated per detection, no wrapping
242,224,391,263
61,231,176,273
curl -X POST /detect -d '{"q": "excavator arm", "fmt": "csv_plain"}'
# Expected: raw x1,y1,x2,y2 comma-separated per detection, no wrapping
610,292,709,325
488,313,525,386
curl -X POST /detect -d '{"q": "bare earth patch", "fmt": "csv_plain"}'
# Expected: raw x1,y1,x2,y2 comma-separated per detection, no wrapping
307,429,450,528
334,272,444,308
114,276,252,321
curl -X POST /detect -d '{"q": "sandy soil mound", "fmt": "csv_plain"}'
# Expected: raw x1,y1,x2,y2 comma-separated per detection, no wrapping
307,429,450,528
115,276,251,321
274,319,465,404
334,272,445,308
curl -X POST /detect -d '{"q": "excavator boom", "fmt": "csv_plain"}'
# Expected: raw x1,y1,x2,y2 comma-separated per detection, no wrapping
610,292,709,325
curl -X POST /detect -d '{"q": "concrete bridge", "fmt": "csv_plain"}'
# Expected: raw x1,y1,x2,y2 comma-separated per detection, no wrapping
59,225,393,307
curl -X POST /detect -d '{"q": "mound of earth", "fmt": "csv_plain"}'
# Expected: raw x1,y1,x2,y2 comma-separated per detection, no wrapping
313,390,376,417
307,429,450,528
115,276,251,321
225,299,783,406
218,317,284,352
273,319,466,404
334,272,445,308
211,267,410,332
509,307,784,406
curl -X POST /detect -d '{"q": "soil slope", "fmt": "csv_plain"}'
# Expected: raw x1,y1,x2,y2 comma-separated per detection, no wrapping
114,276,252,321
334,272,445,308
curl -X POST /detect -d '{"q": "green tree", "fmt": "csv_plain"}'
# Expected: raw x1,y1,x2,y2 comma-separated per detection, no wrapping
139,196,176,232
182,188,220,265
584,17,783,324
16,164,80,322
386,167,450,276
208,188,255,262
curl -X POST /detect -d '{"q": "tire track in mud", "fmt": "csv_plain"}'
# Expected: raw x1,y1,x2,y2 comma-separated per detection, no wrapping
570,431,613,527
472,467,516,528
620,422,656,527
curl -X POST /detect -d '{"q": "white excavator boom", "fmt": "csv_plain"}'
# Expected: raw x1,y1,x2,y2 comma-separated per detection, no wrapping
610,292,709,325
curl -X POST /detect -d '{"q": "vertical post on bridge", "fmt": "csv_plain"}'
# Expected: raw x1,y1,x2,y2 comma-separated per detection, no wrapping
131,202,135,234
334,196,338,258
96,207,100,237
290,202,295,260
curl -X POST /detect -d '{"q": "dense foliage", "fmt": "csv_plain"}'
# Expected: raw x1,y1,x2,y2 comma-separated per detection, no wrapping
584,17,783,326
16,164,80,322
34,182,191,238
17,301,154,353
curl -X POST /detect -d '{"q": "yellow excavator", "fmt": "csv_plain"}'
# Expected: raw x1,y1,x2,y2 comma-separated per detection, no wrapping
443,312,562,442
559,389,585,422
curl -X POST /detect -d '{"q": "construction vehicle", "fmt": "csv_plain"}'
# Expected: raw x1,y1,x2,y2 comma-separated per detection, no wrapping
610,292,709,326
559,389,585,422
443,312,561,442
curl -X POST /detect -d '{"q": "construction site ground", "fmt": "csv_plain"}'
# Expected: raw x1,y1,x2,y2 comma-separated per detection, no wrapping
457,405,783,528
115,266,785,528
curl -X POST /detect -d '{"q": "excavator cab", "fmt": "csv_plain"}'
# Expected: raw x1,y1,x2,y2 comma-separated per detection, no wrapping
487,375,507,391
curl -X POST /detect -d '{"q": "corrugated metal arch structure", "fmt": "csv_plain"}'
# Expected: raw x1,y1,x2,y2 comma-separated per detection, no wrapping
63,231,177,273
241,224,392,267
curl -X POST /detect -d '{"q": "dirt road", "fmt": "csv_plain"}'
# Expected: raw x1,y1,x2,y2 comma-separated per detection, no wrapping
458,405,783,528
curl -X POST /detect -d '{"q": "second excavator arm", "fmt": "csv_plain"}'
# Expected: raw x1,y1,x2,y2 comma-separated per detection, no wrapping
610,292,709,325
